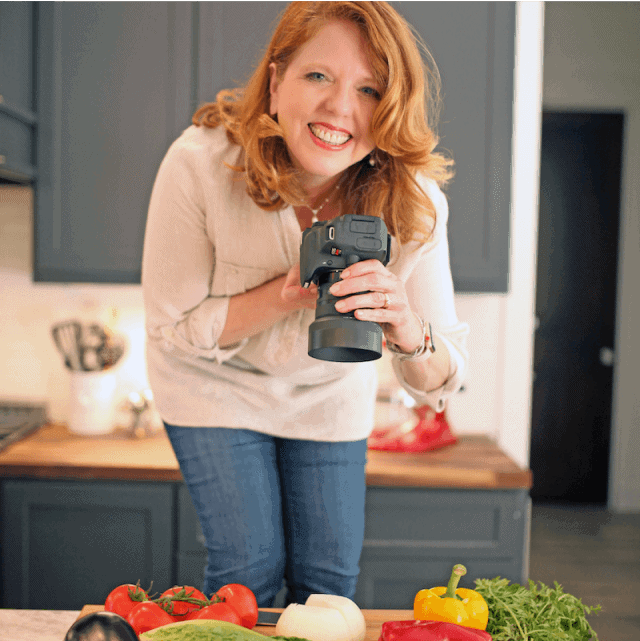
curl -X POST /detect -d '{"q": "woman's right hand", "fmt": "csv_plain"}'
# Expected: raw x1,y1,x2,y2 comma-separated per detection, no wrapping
281,263,318,310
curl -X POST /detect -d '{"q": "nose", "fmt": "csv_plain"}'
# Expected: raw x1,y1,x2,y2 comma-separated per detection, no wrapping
324,81,353,116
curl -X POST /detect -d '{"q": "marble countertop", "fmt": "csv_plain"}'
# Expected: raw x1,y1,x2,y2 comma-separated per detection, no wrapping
0,609,80,641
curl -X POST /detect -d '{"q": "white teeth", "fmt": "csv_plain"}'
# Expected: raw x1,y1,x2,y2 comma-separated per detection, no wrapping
309,124,351,146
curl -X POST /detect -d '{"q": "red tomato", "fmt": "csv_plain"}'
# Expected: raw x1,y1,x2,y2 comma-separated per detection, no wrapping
104,584,148,619
187,602,243,625
159,585,208,617
126,601,174,635
216,583,259,629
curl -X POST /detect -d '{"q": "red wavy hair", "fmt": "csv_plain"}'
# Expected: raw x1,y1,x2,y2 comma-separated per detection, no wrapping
193,1,454,244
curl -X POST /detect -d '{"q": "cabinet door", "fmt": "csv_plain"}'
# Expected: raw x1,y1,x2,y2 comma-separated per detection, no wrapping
34,2,194,282
395,2,514,292
0,479,174,609
0,1,37,183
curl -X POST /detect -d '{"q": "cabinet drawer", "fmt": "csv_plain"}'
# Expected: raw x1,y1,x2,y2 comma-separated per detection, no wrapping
364,488,527,550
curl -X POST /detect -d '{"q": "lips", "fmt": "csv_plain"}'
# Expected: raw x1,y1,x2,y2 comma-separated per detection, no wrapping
308,123,352,146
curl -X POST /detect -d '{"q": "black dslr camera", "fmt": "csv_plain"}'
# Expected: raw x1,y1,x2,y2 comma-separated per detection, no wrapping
300,214,391,362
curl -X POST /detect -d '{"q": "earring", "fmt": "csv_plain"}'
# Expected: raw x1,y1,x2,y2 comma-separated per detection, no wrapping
368,154,376,167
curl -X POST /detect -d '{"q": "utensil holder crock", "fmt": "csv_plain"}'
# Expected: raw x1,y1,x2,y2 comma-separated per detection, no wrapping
68,370,117,435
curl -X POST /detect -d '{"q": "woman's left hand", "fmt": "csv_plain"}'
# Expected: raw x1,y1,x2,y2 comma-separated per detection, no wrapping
329,259,423,353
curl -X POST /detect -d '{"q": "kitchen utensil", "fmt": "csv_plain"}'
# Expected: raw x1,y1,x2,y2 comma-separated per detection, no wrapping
79,323,109,371
99,333,126,370
52,321,84,371
257,610,280,626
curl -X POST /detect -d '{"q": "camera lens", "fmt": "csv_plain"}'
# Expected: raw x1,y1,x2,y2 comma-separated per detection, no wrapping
308,317,384,362
308,271,384,362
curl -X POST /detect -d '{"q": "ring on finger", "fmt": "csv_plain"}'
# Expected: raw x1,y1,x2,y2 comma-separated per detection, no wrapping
383,293,391,309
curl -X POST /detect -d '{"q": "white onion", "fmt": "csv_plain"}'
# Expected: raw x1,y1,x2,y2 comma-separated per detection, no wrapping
275,603,351,641
304,594,367,641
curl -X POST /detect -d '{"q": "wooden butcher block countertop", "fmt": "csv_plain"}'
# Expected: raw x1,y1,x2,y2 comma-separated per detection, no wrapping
0,422,532,489
77,606,414,641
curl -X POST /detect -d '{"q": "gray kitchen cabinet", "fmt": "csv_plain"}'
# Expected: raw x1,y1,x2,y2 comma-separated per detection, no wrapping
31,1,514,291
0,1,37,183
0,477,529,609
0,479,174,609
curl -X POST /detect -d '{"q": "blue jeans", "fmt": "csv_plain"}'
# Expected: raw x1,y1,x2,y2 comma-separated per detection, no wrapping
165,424,368,606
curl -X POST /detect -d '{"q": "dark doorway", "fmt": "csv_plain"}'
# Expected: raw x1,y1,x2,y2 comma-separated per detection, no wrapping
530,111,623,505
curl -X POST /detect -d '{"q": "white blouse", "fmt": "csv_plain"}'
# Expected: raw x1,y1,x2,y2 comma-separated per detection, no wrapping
142,125,469,442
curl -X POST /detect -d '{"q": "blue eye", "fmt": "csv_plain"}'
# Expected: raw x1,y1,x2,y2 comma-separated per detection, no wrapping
306,72,326,82
361,86,381,99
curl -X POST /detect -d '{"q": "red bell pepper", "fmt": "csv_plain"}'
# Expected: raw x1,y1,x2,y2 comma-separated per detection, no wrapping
379,619,492,641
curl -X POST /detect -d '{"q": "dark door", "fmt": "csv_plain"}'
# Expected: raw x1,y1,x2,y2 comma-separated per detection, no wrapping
530,112,623,504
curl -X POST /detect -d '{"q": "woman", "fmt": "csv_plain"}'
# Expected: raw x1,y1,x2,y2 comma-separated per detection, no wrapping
142,1,469,606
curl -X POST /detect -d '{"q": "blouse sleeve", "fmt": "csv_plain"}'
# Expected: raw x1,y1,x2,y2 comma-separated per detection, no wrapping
142,136,248,362
390,182,470,412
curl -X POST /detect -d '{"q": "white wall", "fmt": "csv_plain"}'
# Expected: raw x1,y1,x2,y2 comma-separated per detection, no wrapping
542,2,640,512
497,1,545,469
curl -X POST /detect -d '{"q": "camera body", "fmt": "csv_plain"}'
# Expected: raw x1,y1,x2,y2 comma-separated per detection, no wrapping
300,214,391,362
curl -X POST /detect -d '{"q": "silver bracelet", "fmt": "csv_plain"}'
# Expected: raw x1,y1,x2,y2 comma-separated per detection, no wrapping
386,315,436,361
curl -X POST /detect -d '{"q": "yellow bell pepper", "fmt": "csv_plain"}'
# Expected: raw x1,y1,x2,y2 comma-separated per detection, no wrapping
413,564,489,631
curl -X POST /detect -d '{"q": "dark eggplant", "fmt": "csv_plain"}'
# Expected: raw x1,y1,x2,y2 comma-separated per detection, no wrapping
64,611,139,641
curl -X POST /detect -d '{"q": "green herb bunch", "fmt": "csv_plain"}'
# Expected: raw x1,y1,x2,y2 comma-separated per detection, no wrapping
474,577,601,641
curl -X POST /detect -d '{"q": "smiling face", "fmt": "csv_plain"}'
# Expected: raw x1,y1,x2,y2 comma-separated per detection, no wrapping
269,19,381,194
